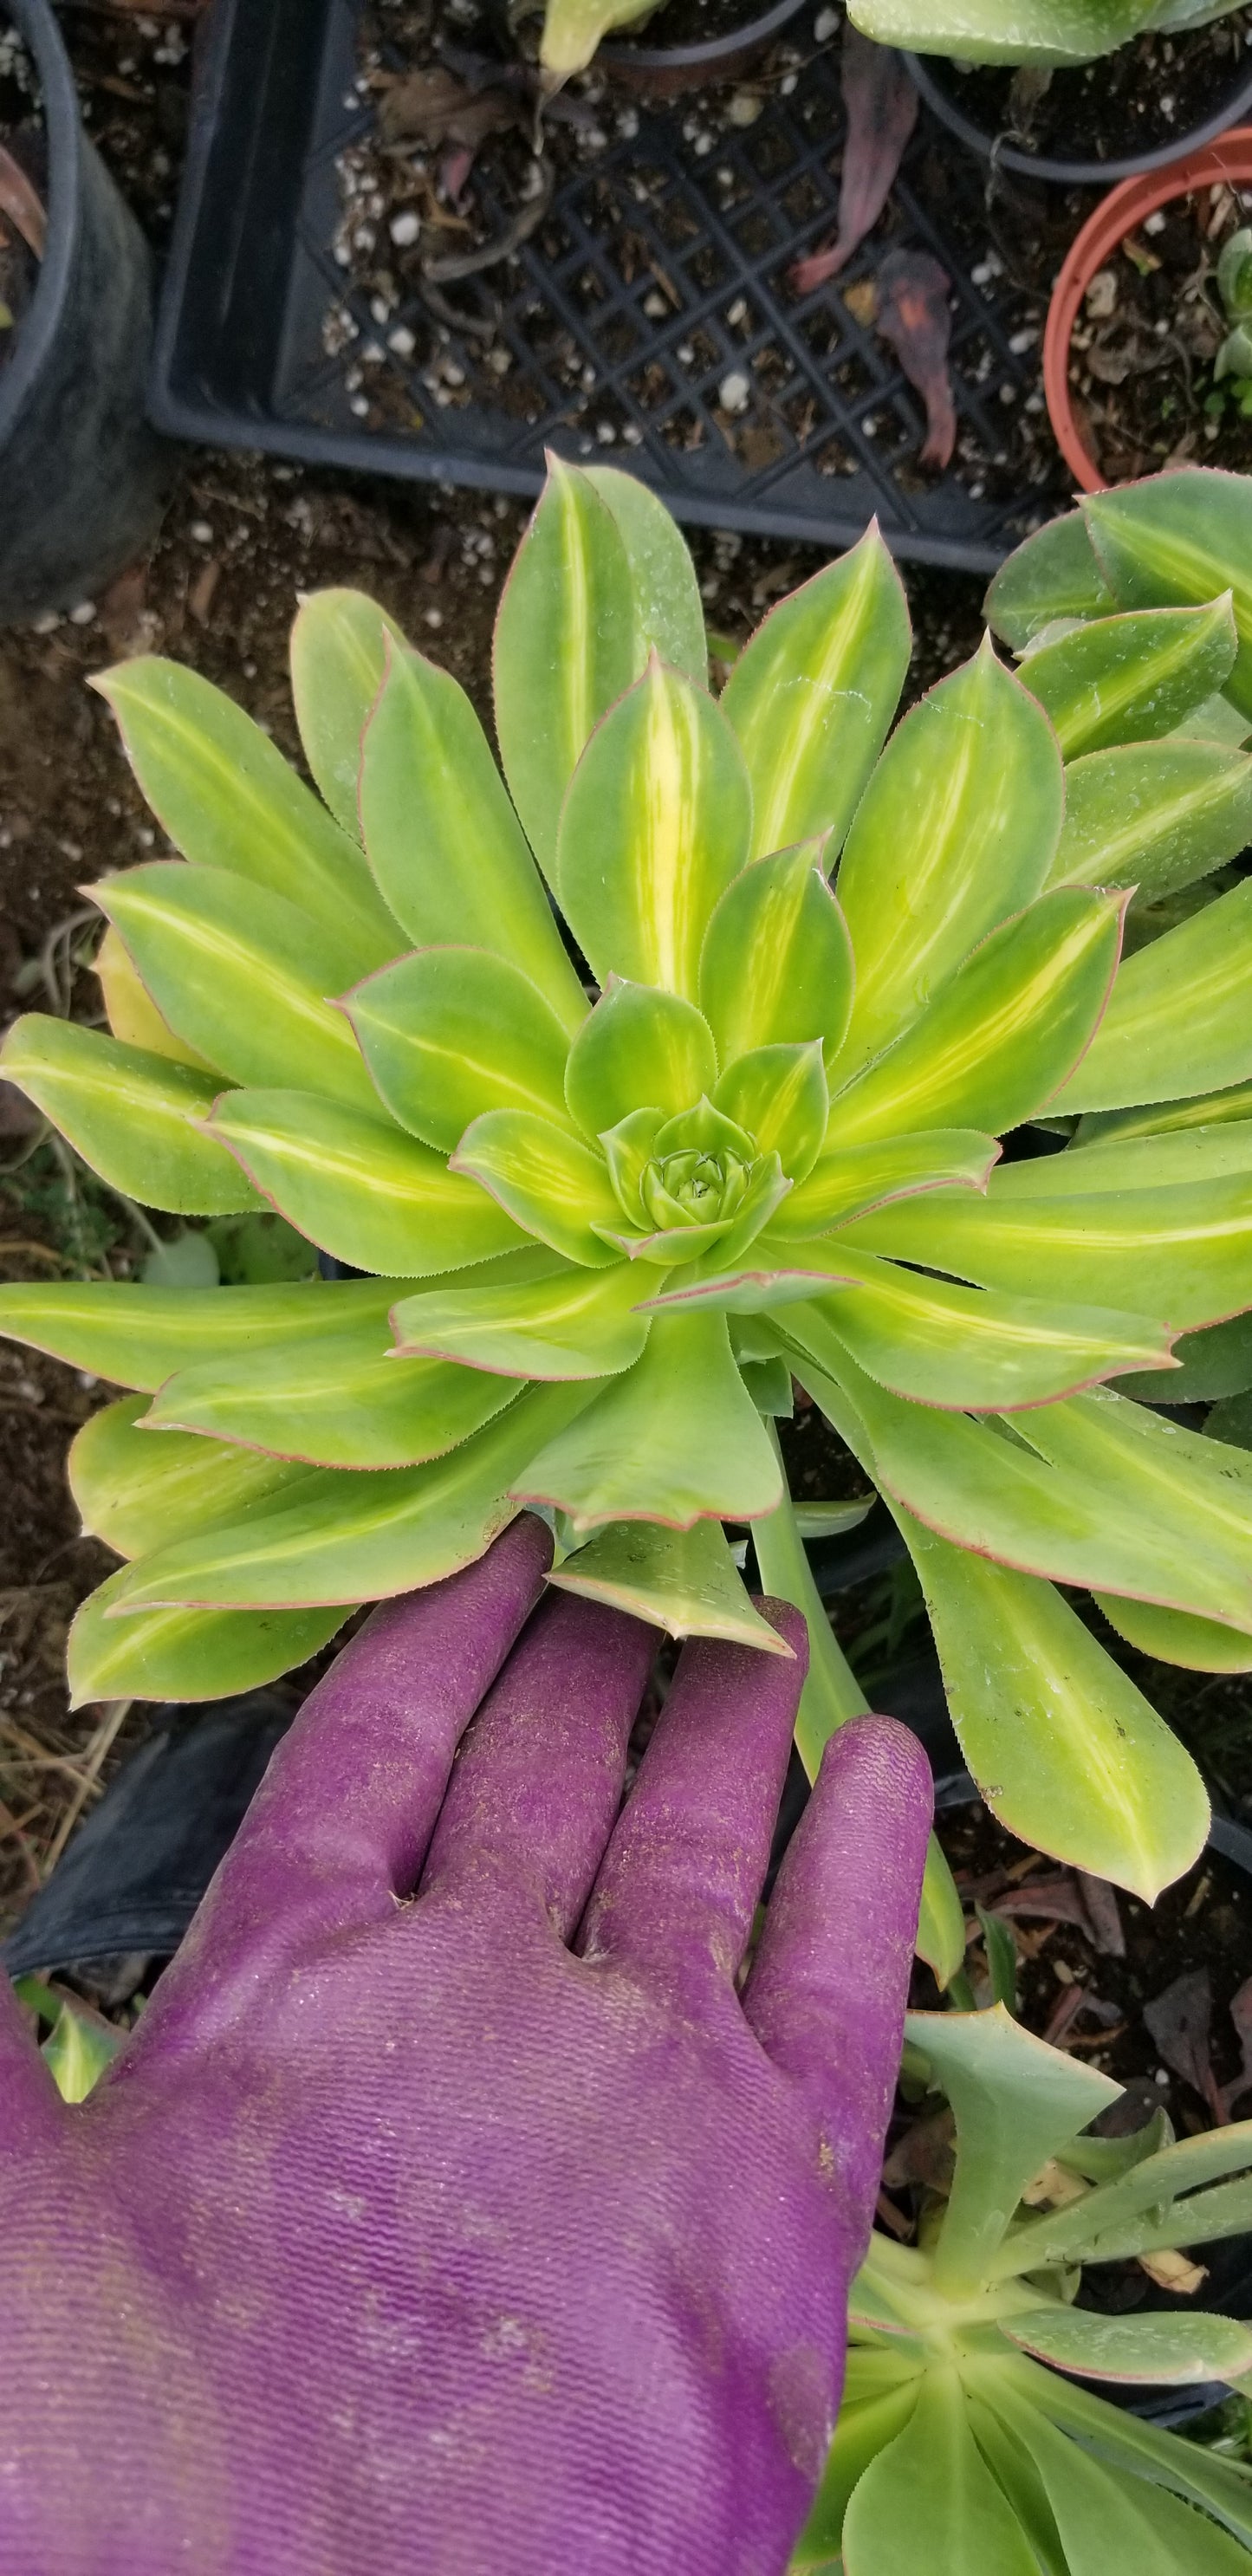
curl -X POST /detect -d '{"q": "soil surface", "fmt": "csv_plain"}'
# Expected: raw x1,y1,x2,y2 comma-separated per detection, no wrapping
930,10,1252,172
1067,179,1252,482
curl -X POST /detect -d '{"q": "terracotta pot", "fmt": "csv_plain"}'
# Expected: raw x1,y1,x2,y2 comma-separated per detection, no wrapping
600,0,806,100
1042,127,1252,494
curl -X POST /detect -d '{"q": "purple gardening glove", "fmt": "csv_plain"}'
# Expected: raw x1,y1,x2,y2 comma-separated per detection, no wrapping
0,1515,931,2576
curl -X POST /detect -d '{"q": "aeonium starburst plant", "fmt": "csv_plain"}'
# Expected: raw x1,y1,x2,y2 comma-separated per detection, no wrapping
7,460,1252,1978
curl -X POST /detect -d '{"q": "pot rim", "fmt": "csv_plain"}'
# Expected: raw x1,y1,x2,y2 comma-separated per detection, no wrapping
600,0,805,80
0,0,81,444
1042,126,1252,491
905,43,1252,188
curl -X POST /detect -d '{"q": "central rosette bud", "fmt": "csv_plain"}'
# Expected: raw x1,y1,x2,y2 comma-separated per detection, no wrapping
598,1095,785,1268
640,1140,752,1230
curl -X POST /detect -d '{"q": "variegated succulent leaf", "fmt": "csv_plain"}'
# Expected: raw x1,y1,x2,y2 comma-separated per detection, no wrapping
8,462,1252,1930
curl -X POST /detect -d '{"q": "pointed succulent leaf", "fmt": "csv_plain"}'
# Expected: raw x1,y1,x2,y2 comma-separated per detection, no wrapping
740,1353,794,1416
94,658,400,963
1019,598,1237,757
714,1041,828,1182
1003,2309,1252,2387
41,2003,121,2105
1096,1593,1252,1674
289,586,408,840
563,979,717,1139
1077,1081,1252,1144
980,2388,1252,2576
995,2124,1252,2279
896,1508,1210,1903
208,1090,527,1276
0,1275,405,1392
1002,2355,1252,2548
784,1259,1173,1411
69,1396,311,1557
834,639,1064,1072
720,522,911,861
698,840,853,1067
68,1580,347,1710
1011,1388,1252,1622
775,1129,999,1236
556,655,752,1002
539,0,654,78
984,508,1116,649
1123,1305,1252,1403
791,2380,922,2568
1046,741,1252,903
847,1166,1252,1331
391,1256,652,1379
0,1017,262,1217
144,1326,523,1470
1083,467,1252,717
94,864,383,1111
1053,877,1252,1112
1017,1121,1252,1196
801,1346,1252,1640
358,642,586,1030
635,1257,857,1316
1168,689,1250,747
549,1516,795,1655
827,887,1125,1145
344,946,575,1150
511,1308,782,1535
847,0,1147,62
493,460,641,875
583,465,707,682
841,2368,1040,2576
451,1108,624,1267
903,2004,1120,2292
103,1387,592,1611
94,923,214,1070
600,1103,666,1223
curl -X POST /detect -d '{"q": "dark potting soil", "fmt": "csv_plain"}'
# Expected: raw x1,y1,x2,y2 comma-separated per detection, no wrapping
604,0,779,60
931,10,1252,172
1067,179,1252,483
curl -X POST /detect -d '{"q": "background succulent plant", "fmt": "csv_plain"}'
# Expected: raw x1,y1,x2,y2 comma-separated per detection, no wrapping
5,462,1252,1976
795,2007,1252,2574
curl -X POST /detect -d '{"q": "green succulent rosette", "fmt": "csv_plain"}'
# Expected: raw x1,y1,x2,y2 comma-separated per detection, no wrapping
7,460,1252,1962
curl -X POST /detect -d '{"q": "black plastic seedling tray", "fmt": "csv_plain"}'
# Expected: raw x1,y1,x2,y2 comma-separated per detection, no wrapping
151,0,1073,572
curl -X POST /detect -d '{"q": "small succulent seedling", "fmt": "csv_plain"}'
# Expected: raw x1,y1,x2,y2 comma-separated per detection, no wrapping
795,2008,1252,2573
1212,229,1252,419
6,463,1252,1979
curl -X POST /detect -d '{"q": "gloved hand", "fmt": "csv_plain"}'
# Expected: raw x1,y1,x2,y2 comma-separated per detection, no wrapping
0,1514,931,2576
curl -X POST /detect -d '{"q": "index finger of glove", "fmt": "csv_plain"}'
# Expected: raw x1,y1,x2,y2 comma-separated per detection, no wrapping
179,1515,554,1951
743,1716,931,2241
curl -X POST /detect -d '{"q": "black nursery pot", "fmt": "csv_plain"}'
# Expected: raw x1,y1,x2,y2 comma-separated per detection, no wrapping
0,0,172,620
598,0,806,100
905,42,1252,186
